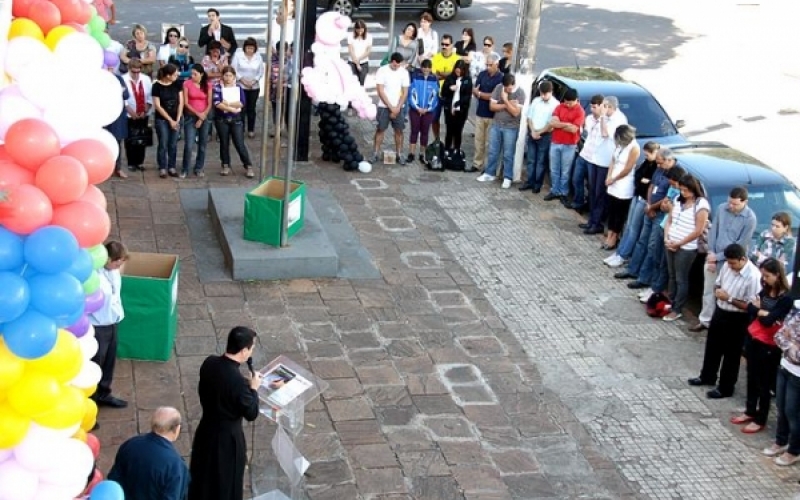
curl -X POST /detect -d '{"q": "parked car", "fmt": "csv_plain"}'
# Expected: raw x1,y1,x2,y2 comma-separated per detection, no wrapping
533,67,692,151
327,0,470,21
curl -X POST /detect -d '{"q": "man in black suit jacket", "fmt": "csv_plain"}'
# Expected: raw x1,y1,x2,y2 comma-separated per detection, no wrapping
198,8,237,56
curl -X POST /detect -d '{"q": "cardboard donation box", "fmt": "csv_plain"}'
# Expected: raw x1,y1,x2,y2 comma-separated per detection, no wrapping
117,252,180,362
244,177,306,247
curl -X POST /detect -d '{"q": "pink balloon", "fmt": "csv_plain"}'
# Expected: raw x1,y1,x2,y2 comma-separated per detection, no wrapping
83,289,104,314
0,184,54,235
66,313,90,337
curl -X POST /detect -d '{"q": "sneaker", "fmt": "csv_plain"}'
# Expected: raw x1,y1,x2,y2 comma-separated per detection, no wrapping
763,444,789,457
663,312,682,322
605,254,625,267
195,171,205,178
639,289,654,303
775,453,800,466
603,253,618,264
397,154,406,166
418,154,426,164
179,172,187,179
501,179,512,189
370,153,380,164
245,167,255,178
406,153,414,163
476,173,494,182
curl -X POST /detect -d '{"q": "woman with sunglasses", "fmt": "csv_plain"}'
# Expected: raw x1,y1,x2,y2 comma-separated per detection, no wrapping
231,37,265,138
168,37,195,84
213,66,255,178
470,36,494,81
157,27,181,69
347,20,372,87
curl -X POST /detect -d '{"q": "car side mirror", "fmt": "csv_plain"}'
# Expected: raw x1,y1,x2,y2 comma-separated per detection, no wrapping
675,119,686,129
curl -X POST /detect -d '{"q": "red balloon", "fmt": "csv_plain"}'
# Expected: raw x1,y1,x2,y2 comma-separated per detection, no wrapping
0,146,12,163
4,119,61,172
82,468,104,496
27,0,62,35
74,0,92,24
35,155,89,205
0,184,53,235
50,0,82,24
11,0,37,17
64,21,86,33
86,432,100,459
61,139,115,185
51,201,110,247
0,162,35,191
77,184,107,211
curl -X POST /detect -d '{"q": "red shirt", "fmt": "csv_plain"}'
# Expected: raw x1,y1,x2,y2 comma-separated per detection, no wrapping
551,103,585,145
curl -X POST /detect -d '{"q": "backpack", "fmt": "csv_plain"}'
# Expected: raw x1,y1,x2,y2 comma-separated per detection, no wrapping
645,292,672,318
442,149,466,171
425,139,444,170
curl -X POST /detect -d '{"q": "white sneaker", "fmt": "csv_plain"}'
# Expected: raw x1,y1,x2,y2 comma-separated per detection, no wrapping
603,253,618,265
501,179,512,189
605,254,625,267
477,173,494,182
639,289,654,303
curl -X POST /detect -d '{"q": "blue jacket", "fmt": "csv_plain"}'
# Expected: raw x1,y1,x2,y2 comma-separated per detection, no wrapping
407,69,439,112
108,432,190,500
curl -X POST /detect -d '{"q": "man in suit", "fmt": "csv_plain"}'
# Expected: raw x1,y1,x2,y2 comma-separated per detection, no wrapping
108,407,190,500
198,8,237,56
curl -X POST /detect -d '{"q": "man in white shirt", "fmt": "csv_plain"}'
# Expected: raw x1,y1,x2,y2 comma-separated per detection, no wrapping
519,80,559,193
372,52,410,165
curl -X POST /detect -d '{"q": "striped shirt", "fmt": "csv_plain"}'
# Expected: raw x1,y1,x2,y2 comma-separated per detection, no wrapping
714,259,760,312
667,197,710,250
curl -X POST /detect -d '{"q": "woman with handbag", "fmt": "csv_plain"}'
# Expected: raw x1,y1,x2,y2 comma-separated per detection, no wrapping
730,258,793,433
347,20,371,87
122,59,153,172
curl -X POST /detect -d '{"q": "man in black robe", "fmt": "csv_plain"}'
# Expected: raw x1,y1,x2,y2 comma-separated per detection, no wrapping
188,326,262,500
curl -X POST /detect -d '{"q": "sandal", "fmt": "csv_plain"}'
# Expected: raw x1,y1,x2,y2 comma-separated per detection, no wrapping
115,169,128,179
741,423,765,434
601,242,618,251
245,167,255,178
730,415,754,425
159,169,167,178
220,165,231,176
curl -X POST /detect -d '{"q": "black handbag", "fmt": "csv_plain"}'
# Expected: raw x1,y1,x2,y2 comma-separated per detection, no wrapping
126,124,153,147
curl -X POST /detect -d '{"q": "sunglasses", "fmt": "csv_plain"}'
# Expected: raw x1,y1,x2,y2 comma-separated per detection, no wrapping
441,43,450,47
484,43,492,47
179,44,189,48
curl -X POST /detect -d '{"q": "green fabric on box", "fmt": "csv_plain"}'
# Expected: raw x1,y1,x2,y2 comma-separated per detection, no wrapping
243,177,306,247
117,253,179,362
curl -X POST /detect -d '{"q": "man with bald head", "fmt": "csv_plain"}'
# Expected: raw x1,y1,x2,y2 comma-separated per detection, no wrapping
108,407,190,499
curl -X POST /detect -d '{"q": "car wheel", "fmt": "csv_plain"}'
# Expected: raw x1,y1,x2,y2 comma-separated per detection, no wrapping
328,0,354,17
432,0,457,21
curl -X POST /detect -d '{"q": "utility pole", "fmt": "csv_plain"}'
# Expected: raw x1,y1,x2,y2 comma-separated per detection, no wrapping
511,0,544,182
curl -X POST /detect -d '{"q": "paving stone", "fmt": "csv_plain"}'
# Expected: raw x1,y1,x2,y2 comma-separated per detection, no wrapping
439,442,490,466
490,449,540,475
175,335,219,356
305,459,354,487
366,307,403,322
407,315,450,332
311,359,357,379
385,428,436,452
377,322,418,339
340,331,382,349
179,304,210,321
386,339,426,358
305,341,345,359
318,284,358,301
325,299,363,316
179,320,216,337
397,449,451,477
406,374,449,395
375,405,418,426
365,385,412,406
451,385,497,405
307,483,361,500
410,476,463,500
355,363,403,386
203,282,243,297
421,416,477,440
348,348,391,366
457,337,507,356
297,323,338,342
326,397,375,421
462,405,512,428
296,432,344,461
429,291,470,307
441,364,481,384
502,474,557,499
354,468,407,495
440,307,481,324
331,312,372,332
451,465,507,493
335,420,385,445
347,443,399,469
324,378,364,400
412,395,461,415
394,356,436,375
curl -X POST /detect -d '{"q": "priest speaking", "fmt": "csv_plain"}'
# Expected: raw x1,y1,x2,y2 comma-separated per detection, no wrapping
188,326,263,500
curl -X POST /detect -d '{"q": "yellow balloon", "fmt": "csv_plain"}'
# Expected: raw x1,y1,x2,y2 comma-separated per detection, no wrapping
73,428,88,443
44,25,76,50
0,338,25,391
80,385,97,398
8,18,45,42
7,371,62,417
33,385,86,429
28,330,82,383
0,402,31,449
81,397,98,432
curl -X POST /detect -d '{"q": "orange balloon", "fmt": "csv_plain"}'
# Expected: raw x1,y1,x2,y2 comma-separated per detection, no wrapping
0,162,36,191
77,184,107,210
35,155,89,205
0,184,53,235
27,0,62,35
4,119,61,172
51,201,111,248
12,0,37,18
61,139,115,185
51,0,83,25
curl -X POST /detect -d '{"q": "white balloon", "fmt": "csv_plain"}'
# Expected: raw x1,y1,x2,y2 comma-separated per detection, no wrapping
13,431,70,473
0,449,12,464
4,37,53,81
0,95,42,140
358,161,372,173
0,459,39,500
41,439,93,490
53,33,104,74
32,482,84,500
69,361,102,389
18,64,60,111
77,334,98,360
0,85,24,100
43,69,122,129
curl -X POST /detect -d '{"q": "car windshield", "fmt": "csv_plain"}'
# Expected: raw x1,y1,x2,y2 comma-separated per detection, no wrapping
583,95,678,139
707,184,800,239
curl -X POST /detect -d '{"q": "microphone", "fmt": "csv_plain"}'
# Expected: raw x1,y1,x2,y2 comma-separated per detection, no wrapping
246,357,255,377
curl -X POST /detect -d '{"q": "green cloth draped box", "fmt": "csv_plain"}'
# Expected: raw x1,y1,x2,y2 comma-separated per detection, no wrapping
243,177,306,247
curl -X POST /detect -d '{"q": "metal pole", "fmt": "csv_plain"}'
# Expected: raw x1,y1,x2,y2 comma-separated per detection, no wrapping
259,0,276,182
387,0,396,55
511,0,544,182
279,0,306,247
272,0,289,178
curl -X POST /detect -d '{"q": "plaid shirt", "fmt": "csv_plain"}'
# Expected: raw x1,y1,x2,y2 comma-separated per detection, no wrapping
776,308,800,365
751,229,796,273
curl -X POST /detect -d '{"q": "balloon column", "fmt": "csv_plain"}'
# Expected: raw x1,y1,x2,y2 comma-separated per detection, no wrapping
0,0,125,498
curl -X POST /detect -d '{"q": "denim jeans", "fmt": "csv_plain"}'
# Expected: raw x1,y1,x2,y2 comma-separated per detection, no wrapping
215,116,252,167
776,367,800,455
665,247,697,314
182,115,212,174
154,118,180,171
523,133,551,189
642,224,668,292
587,164,609,228
627,213,656,277
484,125,519,180
617,197,646,259
571,155,590,206
548,143,576,196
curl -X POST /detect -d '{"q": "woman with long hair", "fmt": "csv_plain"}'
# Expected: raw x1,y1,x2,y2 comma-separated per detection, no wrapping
168,37,194,84
157,27,181,68
394,23,419,71
213,66,254,178
417,13,438,66
440,60,472,153
152,63,184,178
603,124,641,250
662,174,710,321
347,20,372,87
232,37,265,138
454,27,476,60
730,258,793,433
182,64,212,178
752,212,796,275
202,40,228,87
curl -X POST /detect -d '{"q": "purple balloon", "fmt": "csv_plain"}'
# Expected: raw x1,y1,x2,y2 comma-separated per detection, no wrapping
84,289,105,315
66,313,90,338
103,50,119,68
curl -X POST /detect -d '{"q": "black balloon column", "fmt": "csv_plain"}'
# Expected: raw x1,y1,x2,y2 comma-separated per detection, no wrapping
317,103,364,171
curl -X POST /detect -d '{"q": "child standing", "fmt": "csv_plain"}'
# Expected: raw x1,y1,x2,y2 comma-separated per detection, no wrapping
407,60,439,163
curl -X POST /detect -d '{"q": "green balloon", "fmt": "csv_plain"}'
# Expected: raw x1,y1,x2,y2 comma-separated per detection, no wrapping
83,271,100,295
89,15,106,34
94,32,111,49
88,244,108,270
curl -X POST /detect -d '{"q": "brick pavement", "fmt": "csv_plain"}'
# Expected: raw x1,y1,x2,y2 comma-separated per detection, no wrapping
93,108,799,499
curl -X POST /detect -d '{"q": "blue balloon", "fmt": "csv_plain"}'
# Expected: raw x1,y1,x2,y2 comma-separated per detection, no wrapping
0,272,31,324
57,304,86,329
0,227,25,272
28,272,85,321
2,310,58,359
66,249,94,283
23,225,80,275
90,480,125,500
